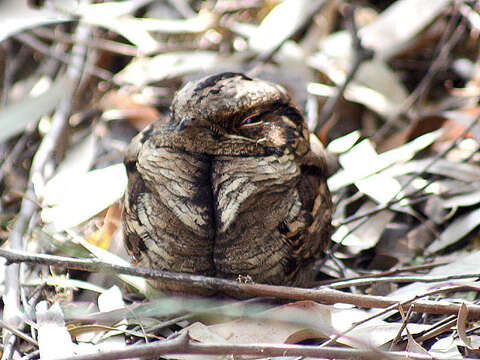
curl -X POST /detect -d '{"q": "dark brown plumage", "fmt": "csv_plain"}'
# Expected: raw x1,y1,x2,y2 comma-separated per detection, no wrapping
122,72,333,294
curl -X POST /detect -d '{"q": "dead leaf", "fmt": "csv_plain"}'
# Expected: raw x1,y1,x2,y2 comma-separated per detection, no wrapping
327,130,361,154
406,331,432,358
328,131,441,192
249,0,319,55
114,52,238,86
426,207,480,254
86,201,122,250
164,322,229,360
458,303,471,348
71,233,147,294
443,190,480,208
429,333,463,358
42,164,127,232
209,300,333,344
333,200,395,251
388,251,480,301
359,0,450,59
99,89,160,130
331,306,430,347
0,75,74,142
0,0,70,42
36,302,75,360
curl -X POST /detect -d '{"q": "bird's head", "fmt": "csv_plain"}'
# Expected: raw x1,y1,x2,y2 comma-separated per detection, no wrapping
165,72,310,157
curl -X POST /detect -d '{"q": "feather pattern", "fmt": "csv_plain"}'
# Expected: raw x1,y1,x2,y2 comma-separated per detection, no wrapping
122,72,332,294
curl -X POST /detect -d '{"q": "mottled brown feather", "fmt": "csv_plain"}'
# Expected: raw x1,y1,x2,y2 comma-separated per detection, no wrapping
122,72,333,294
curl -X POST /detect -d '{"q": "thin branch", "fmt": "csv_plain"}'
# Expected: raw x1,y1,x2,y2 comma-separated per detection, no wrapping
373,9,466,142
336,111,480,227
13,32,112,82
49,332,437,360
322,284,469,347
0,125,36,183
316,261,449,286
1,248,480,319
1,336,16,360
402,12,465,113
31,28,140,57
0,320,38,347
315,4,374,133
327,272,480,290
2,19,92,360
414,315,457,343
390,304,415,350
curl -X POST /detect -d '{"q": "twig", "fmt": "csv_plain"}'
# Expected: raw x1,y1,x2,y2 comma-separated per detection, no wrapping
20,350,40,360
404,12,465,113
13,32,112,82
47,332,437,360
373,9,466,142
31,28,139,56
0,123,37,184
1,336,16,360
2,191,36,360
0,40,21,107
316,261,448,286
0,320,38,347
0,41,28,183
1,248,480,319
30,26,220,58
1,20,91,360
315,4,374,133
144,314,192,334
390,304,415,350
321,283,470,347
336,111,480,226
414,315,457,343
327,272,479,290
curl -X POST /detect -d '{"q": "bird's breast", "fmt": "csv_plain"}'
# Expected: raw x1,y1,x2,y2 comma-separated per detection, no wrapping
136,140,300,279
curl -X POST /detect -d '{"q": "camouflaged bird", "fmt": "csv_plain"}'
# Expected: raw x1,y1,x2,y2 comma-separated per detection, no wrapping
122,72,333,294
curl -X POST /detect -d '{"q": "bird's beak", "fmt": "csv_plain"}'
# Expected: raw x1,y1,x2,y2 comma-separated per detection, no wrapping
176,118,214,133
175,118,195,132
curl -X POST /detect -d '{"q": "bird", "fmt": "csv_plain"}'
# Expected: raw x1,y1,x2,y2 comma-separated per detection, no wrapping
122,72,333,294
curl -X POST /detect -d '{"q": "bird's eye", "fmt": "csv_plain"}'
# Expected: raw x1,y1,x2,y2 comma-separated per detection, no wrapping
240,114,263,127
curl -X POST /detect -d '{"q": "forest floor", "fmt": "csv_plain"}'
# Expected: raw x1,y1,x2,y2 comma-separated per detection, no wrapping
1,0,480,359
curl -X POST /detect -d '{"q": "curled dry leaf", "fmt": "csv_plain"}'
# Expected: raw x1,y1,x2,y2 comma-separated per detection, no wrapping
457,302,471,349
406,331,431,357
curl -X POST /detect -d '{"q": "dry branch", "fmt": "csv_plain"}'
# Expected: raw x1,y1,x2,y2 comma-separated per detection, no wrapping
1,248,480,319
1,18,92,360
50,332,437,360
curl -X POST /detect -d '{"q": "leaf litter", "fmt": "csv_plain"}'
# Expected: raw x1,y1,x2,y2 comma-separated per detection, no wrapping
1,0,480,359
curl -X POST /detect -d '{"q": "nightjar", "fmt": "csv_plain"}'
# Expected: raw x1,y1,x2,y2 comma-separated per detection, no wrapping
122,72,333,294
